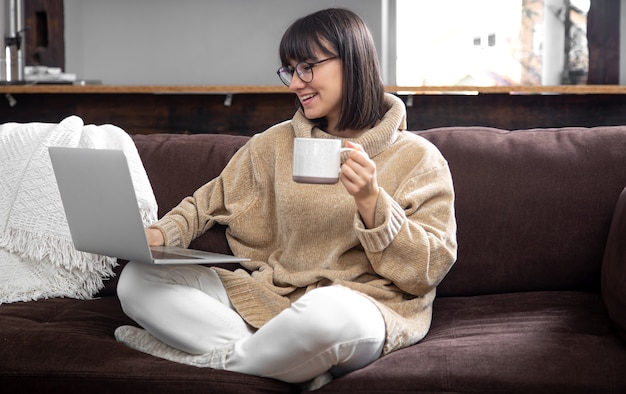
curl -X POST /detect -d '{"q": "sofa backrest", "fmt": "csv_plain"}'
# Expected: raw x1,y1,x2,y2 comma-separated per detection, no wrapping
419,126,626,296
132,133,249,255
132,127,626,298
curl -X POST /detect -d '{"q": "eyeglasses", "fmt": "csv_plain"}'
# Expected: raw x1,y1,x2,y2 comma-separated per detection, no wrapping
276,56,338,87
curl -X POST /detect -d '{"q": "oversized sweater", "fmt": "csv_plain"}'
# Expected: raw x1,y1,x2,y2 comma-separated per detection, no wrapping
152,94,457,354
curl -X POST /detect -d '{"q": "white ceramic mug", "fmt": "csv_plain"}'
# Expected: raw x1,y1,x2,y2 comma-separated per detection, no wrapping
292,138,354,184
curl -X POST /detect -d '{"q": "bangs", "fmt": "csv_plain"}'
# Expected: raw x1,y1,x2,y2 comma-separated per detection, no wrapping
278,8,385,132
279,15,337,65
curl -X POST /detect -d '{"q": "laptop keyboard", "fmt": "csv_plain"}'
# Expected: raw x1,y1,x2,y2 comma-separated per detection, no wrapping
150,249,199,260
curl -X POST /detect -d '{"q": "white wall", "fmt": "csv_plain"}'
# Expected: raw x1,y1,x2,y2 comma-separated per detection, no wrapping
64,0,385,85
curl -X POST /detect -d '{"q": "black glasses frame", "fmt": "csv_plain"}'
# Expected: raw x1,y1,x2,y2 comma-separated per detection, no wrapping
276,56,338,86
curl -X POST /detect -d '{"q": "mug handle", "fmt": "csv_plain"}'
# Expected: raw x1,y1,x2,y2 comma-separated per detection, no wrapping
339,147,360,167
340,147,369,159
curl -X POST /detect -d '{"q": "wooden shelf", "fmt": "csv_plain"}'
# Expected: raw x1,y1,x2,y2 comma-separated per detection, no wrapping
3,83,626,135
387,85,626,95
1,84,625,95
0,84,291,94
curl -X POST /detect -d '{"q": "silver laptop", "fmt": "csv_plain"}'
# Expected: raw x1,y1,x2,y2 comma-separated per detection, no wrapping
49,146,249,265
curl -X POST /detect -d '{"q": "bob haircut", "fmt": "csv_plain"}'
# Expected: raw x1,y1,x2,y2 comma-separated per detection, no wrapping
279,8,385,132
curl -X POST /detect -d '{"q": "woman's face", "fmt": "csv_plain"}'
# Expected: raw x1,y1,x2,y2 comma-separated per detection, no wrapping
287,48,343,133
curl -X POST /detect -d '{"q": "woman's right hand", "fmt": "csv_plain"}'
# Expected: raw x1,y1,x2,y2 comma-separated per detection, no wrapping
145,228,165,246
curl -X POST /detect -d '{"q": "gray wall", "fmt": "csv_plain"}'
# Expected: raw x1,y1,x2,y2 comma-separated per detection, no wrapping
64,0,387,85
64,0,625,86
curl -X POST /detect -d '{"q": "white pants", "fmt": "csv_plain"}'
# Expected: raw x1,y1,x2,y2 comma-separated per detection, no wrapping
117,261,386,383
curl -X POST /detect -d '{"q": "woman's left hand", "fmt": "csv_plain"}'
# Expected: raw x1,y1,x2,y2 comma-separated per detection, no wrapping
340,141,380,228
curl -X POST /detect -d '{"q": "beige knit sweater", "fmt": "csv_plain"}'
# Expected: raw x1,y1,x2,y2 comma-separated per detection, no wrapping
152,94,457,354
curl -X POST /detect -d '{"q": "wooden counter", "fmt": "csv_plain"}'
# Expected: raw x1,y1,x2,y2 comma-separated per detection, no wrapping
1,84,626,95
0,85,291,95
2,85,626,135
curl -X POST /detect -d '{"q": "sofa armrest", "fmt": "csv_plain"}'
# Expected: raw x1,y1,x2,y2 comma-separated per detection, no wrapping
602,186,626,341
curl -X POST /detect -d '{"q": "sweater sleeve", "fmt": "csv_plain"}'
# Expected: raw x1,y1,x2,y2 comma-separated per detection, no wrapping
150,142,258,248
354,154,457,297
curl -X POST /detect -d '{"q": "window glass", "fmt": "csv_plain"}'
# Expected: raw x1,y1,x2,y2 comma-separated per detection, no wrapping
396,0,590,86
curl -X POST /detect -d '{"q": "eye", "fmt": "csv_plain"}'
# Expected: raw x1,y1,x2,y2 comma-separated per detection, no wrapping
296,63,314,76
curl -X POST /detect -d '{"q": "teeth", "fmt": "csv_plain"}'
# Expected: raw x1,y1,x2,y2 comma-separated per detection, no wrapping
301,94,316,101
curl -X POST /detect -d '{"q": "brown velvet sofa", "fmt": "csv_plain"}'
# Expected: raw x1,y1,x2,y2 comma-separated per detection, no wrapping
1,125,626,393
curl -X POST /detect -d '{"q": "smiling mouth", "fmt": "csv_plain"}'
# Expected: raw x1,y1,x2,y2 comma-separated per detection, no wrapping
300,93,317,104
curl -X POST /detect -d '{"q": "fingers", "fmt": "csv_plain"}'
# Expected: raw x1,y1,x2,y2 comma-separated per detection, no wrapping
145,228,165,246
340,143,377,196
345,141,369,159
343,142,372,175
341,157,371,186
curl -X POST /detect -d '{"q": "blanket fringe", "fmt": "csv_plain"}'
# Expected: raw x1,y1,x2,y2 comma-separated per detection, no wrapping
0,115,157,304
0,227,116,274
0,250,108,303
0,227,116,304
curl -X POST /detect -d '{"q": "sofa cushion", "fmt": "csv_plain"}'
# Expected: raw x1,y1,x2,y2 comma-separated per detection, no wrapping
318,291,626,393
602,186,626,341
0,297,293,393
418,126,626,296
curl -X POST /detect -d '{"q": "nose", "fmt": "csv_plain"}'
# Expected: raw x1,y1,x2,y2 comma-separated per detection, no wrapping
288,74,306,91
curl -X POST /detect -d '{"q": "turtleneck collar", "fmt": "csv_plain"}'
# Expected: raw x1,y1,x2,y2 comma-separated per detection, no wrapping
291,93,407,159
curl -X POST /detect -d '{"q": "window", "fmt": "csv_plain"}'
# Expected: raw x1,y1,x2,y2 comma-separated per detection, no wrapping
395,0,590,86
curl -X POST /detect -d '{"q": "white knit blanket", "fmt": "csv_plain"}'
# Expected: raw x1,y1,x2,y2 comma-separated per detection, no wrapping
0,116,157,304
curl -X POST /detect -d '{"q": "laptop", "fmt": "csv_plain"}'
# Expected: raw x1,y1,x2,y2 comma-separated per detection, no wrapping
49,146,249,265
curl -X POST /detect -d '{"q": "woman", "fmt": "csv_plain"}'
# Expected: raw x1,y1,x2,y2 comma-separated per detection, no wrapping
116,8,457,389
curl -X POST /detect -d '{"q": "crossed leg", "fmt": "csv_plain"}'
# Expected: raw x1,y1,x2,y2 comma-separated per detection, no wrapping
117,262,385,383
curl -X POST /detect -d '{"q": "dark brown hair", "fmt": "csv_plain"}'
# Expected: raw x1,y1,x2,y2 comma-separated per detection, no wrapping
279,8,385,132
